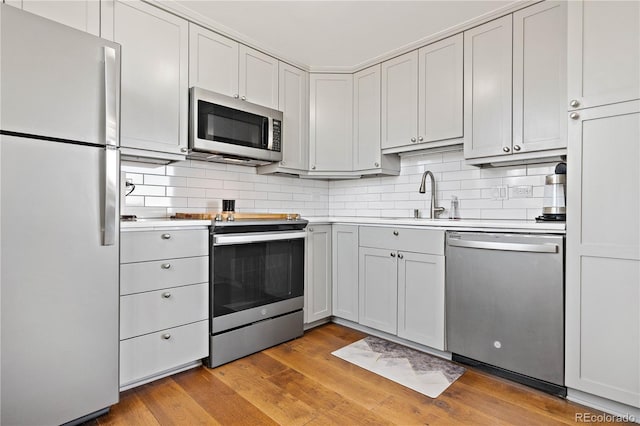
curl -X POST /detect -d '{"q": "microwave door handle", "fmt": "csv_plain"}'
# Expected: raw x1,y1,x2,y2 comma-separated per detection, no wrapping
266,117,273,150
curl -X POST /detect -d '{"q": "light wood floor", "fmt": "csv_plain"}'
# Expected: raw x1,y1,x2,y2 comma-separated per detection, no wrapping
92,323,606,425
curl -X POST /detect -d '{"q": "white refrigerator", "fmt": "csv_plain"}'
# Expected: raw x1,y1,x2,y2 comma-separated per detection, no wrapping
0,5,121,425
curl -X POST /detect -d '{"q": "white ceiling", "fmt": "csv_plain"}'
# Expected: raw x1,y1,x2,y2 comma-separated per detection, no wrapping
172,1,520,70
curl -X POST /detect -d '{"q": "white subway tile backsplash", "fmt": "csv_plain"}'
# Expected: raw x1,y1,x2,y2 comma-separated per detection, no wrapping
166,165,206,178
186,177,223,189
130,185,165,196
144,196,188,208
121,161,165,175
144,175,186,187
166,187,206,198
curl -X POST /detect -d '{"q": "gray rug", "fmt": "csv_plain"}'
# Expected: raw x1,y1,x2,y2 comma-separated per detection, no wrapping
331,336,465,398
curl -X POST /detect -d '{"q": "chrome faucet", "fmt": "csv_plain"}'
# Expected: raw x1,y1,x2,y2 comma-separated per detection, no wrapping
419,170,445,219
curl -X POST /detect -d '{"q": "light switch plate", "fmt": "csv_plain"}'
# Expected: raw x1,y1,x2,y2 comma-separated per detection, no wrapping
492,185,508,200
510,185,533,198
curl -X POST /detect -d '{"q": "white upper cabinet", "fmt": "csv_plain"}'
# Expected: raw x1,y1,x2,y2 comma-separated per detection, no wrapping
353,65,382,171
309,73,353,172
277,63,308,170
381,50,419,150
417,33,463,144
464,15,513,159
7,0,100,36
239,45,279,110
189,24,279,110
102,0,188,157
513,1,567,153
188,24,239,98
568,0,640,110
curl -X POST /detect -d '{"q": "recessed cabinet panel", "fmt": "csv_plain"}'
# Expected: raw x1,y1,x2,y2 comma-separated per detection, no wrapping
381,51,419,150
359,247,398,334
513,1,567,153
464,15,513,159
568,1,640,109
305,225,332,323
353,65,382,171
332,225,359,322
188,24,239,97
278,63,308,170
418,34,463,143
239,45,279,109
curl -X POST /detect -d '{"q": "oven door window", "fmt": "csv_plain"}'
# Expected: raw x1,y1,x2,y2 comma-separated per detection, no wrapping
198,100,268,149
213,238,304,317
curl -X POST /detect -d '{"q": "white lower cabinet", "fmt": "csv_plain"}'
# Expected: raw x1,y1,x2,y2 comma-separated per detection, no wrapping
358,226,445,350
332,225,359,322
305,224,332,323
120,227,209,389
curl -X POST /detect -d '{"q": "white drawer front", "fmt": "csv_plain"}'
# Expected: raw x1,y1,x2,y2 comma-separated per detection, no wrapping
120,320,208,387
120,283,208,339
120,256,209,295
121,229,208,263
359,226,444,255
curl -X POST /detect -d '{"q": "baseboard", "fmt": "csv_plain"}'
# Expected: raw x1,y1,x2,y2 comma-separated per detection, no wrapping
119,360,202,391
567,389,639,423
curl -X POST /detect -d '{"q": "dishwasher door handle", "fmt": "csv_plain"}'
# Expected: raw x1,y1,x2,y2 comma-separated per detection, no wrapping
448,239,559,253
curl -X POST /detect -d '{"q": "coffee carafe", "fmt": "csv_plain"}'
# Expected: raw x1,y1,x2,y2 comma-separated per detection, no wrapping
537,162,566,221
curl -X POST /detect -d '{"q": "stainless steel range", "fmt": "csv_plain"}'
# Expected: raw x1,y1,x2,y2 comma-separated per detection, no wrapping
206,216,308,368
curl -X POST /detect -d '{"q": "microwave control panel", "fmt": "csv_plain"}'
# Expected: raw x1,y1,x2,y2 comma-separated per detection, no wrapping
272,120,281,152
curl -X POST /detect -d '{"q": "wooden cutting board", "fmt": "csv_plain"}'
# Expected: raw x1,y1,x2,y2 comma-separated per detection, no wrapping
173,212,300,220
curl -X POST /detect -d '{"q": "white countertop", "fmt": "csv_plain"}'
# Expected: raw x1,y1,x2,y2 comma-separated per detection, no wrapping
121,216,565,233
304,216,566,233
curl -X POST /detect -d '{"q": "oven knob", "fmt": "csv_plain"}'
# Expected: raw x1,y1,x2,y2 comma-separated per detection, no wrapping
261,308,267,316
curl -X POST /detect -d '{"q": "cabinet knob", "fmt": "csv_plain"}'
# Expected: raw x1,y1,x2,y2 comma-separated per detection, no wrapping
161,333,171,340
281,161,286,166
374,162,380,167
393,230,399,236
569,99,580,108
161,233,171,240
410,137,417,143
418,136,424,142
398,253,404,259
161,263,171,270
390,252,396,257
180,147,188,153
241,96,247,101
502,147,510,153
233,94,239,99
570,112,580,120
308,227,314,232
513,145,521,152
311,165,316,170
162,292,172,298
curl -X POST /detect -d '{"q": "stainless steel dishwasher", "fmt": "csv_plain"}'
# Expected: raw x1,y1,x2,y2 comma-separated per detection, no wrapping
446,231,565,396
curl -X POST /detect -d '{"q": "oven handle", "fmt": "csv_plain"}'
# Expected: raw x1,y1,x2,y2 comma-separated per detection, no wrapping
214,231,307,246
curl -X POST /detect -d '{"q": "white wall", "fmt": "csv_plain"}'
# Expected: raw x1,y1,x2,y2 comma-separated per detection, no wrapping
122,148,559,221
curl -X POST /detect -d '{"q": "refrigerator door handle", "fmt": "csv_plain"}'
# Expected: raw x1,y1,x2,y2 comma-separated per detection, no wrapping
103,45,118,246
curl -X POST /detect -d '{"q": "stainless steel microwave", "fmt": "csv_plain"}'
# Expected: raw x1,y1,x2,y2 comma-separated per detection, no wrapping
188,87,283,165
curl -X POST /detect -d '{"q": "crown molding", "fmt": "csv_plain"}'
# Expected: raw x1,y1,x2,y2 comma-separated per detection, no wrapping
145,0,542,75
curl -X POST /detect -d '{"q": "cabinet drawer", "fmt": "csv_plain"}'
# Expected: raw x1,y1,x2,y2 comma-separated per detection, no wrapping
359,226,444,255
121,229,208,263
120,256,208,295
120,320,208,387
120,283,208,339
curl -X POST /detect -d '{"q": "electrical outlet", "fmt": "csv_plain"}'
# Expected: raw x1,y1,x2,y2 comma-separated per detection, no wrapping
510,185,533,198
491,185,508,200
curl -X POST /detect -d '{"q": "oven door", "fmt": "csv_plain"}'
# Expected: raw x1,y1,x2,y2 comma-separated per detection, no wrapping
211,231,305,334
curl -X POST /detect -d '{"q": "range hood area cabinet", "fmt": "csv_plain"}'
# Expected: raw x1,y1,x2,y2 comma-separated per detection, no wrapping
380,33,463,154
101,0,189,162
464,1,568,165
565,0,640,410
189,23,279,110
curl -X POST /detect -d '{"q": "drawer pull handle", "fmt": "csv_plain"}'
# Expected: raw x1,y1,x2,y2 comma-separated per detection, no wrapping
161,263,172,270
162,333,171,340
161,233,171,240
393,231,399,236
162,292,172,298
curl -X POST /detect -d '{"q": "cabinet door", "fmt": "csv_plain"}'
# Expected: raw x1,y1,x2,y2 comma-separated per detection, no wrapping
464,15,513,159
353,65,382,171
359,247,397,334
309,74,353,172
381,50,418,149
513,1,567,153
418,34,463,143
397,252,445,350
188,23,239,98
278,63,308,170
332,225,359,322
239,45,279,109
10,0,100,35
305,225,332,324
102,0,188,155
567,1,640,110
565,101,640,407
